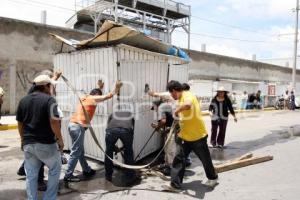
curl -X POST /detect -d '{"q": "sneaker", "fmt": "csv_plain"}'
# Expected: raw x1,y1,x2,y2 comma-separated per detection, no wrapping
17,167,26,176
217,145,223,149
64,175,81,182
167,182,182,192
82,169,96,178
204,179,219,188
38,181,47,191
161,167,171,176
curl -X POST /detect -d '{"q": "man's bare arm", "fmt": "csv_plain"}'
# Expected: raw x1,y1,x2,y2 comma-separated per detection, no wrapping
50,118,64,151
17,121,24,148
91,81,123,103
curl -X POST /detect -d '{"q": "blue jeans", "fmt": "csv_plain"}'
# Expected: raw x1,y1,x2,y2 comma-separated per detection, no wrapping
105,127,135,177
23,143,61,200
65,123,91,178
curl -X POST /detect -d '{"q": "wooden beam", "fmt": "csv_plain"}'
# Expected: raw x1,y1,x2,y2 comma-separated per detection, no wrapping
233,153,253,161
215,156,273,173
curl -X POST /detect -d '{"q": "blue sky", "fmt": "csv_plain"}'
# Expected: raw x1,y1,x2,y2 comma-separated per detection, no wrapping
0,0,298,66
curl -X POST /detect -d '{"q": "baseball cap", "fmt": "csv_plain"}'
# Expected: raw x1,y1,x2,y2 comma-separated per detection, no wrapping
33,75,57,86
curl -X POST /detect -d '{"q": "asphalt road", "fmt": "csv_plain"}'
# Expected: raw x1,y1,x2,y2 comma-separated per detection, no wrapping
0,110,300,200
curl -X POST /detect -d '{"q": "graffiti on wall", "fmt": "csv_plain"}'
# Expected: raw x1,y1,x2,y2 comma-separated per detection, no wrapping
16,68,40,91
0,69,3,80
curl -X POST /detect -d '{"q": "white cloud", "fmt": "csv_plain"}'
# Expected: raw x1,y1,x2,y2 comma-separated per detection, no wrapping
223,0,295,19
217,5,229,13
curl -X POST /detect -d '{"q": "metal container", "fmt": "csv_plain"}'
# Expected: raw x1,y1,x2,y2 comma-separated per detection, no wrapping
54,44,188,161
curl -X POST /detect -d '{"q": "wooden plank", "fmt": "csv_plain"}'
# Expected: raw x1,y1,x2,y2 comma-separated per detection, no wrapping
233,153,253,162
215,156,273,173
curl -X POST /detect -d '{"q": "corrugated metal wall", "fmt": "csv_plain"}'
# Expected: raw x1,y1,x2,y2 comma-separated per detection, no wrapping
54,45,187,162
118,45,169,159
54,47,118,161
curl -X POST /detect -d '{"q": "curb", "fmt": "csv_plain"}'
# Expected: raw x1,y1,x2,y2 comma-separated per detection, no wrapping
0,108,277,131
0,124,18,131
201,107,276,116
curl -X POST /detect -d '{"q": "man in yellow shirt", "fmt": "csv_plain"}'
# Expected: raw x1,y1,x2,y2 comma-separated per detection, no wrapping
167,80,218,190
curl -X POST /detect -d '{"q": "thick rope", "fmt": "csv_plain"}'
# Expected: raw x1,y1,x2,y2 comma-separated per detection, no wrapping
61,75,178,170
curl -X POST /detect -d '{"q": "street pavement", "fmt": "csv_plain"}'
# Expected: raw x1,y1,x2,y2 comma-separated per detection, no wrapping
0,110,300,200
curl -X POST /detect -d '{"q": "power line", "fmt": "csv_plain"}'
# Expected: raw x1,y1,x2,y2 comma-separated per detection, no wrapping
2,0,295,44
175,30,294,43
191,15,287,37
4,0,75,12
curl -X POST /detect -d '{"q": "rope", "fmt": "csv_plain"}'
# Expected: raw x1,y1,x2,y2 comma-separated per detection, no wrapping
61,75,178,170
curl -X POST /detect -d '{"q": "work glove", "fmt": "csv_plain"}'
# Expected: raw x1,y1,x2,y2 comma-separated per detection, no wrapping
114,80,123,94
53,69,62,80
98,79,104,89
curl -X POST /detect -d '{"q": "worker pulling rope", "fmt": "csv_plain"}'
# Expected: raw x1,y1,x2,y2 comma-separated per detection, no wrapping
61,75,178,170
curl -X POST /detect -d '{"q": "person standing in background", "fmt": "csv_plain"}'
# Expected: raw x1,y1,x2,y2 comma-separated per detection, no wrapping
284,90,290,110
209,86,237,149
241,91,248,110
290,91,296,111
0,87,4,125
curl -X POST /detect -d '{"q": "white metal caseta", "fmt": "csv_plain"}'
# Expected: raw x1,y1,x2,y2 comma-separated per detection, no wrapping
54,44,188,161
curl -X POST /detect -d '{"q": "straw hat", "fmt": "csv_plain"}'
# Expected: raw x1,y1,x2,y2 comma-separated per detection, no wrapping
216,86,228,92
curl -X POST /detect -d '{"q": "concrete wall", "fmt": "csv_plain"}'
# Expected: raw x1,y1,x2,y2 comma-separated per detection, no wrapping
187,49,300,84
1,16,299,114
0,17,92,114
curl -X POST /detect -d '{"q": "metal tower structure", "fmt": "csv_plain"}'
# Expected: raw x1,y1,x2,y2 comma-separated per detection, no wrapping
67,0,191,48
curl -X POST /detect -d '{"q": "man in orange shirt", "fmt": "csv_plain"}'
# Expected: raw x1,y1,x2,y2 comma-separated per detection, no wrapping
64,81,122,182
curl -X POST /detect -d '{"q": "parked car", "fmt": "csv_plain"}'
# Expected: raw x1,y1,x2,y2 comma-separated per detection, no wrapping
295,96,300,109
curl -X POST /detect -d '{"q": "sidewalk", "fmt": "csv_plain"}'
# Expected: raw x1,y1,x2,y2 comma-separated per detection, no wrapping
0,116,18,131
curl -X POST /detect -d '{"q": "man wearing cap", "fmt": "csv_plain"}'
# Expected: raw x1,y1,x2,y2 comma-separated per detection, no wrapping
16,75,64,200
166,80,218,190
64,81,122,182
17,69,62,191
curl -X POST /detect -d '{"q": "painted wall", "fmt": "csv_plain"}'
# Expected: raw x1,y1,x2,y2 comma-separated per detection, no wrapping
0,17,92,114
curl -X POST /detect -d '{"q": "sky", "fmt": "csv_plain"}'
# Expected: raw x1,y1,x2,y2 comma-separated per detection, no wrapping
0,0,298,67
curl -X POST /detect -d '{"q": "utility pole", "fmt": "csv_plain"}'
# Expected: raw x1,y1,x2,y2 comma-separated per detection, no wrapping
292,0,299,91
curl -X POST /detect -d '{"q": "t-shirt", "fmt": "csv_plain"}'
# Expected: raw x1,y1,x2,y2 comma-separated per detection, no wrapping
178,91,207,142
16,92,59,145
106,111,135,131
70,96,97,126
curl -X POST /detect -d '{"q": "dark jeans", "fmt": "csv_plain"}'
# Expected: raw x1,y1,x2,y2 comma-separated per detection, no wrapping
291,101,296,110
171,136,218,186
19,161,45,183
105,127,135,177
211,119,228,146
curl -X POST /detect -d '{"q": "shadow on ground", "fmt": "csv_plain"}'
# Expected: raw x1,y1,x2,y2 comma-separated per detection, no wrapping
209,127,296,162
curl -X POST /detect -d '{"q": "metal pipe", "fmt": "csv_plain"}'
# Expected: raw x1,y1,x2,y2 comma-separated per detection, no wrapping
292,0,299,91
